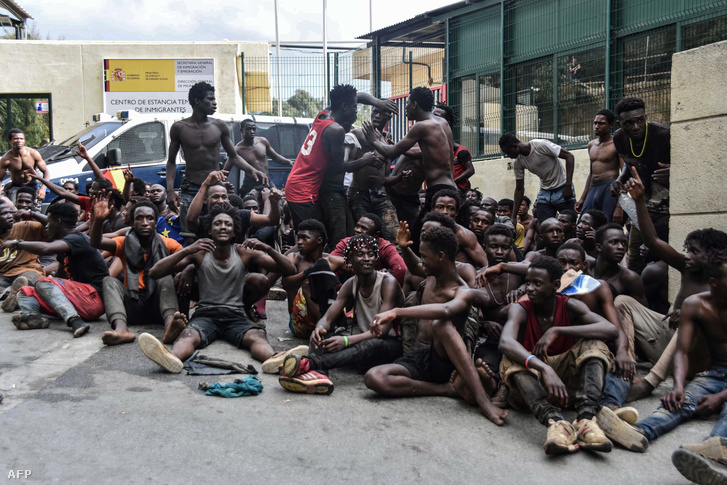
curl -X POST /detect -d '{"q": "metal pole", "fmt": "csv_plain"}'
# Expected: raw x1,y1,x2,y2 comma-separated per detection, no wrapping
369,0,374,95
605,0,611,109
241,53,247,114
334,52,339,87
274,0,283,117
409,51,413,91
323,0,329,103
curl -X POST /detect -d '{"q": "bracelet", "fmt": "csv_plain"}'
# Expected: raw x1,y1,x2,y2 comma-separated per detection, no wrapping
343,336,349,348
525,354,535,368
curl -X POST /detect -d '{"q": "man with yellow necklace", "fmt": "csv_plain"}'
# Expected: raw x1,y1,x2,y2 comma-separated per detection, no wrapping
609,97,671,274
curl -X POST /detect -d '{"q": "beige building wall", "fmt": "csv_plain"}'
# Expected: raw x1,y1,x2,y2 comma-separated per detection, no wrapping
469,147,590,206
0,40,269,141
668,40,727,301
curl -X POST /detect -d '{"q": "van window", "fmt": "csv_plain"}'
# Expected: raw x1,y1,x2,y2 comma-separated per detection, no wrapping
255,123,310,160
108,122,166,165
57,121,124,150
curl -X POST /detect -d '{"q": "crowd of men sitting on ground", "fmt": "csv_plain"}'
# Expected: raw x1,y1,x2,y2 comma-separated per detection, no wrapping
2,81,726,484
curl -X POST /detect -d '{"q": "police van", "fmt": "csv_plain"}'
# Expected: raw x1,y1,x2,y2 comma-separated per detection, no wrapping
36,111,313,203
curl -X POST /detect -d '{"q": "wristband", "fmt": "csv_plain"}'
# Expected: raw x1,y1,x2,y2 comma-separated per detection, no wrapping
525,354,535,369
343,336,349,348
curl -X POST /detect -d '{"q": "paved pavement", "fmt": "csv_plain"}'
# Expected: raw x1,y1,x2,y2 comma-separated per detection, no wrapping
0,300,715,484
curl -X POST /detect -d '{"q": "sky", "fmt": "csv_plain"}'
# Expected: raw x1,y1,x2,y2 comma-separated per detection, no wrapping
5,0,453,44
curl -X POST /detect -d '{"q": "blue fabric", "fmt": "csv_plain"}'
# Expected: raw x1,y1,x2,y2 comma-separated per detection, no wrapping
636,366,727,441
157,215,183,243
535,184,575,221
600,370,632,408
198,376,264,398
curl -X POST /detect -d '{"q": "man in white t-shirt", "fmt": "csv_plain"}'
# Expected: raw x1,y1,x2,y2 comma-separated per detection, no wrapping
499,134,576,226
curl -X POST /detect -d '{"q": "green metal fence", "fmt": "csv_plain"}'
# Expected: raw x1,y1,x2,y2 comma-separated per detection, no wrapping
446,0,727,159
239,2,727,157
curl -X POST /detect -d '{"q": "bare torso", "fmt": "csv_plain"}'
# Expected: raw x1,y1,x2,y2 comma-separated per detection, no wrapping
390,152,425,194
235,137,270,176
587,137,621,184
691,292,727,368
416,117,456,187
350,129,387,190
173,117,226,184
0,147,41,184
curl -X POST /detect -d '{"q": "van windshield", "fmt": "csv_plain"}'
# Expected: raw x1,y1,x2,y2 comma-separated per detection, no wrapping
57,122,124,150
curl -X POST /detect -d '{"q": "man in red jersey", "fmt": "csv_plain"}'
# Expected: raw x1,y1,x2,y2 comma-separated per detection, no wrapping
285,84,397,232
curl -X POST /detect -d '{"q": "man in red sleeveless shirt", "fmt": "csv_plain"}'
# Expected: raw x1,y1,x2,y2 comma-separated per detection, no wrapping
285,84,397,232
499,255,646,455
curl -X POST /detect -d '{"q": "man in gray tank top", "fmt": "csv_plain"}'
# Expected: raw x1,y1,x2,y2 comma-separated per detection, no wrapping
278,234,404,394
137,204,297,373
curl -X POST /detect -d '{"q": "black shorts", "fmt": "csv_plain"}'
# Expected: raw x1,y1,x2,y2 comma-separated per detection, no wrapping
394,345,455,384
188,306,265,349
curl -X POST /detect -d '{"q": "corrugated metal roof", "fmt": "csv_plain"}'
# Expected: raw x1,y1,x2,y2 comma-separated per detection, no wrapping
356,0,485,40
0,0,33,21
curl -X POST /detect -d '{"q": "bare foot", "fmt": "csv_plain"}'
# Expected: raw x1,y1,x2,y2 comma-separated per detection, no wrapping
449,370,477,405
12,313,49,330
475,358,498,396
626,376,654,403
102,330,137,346
163,312,188,344
480,401,509,426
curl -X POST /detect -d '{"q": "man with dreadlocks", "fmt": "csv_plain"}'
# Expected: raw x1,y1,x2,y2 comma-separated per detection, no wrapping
279,234,404,394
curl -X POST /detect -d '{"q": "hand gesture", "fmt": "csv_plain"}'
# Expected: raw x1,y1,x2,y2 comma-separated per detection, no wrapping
187,238,216,254
252,168,269,186
321,336,346,353
14,209,33,221
507,288,525,304
396,221,412,248
242,238,269,252
260,187,270,202
663,309,681,330
542,367,568,408
624,166,645,200
75,140,89,160
562,185,574,199
123,164,133,182
362,121,384,145
204,170,228,187
652,162,670,186
36,186,46,201
609,180,625,197
269,188,283,205
611,348,635,381
695,393,724,417
92,191,112,221
376,98,399,116
613,205,624,225
574,199,584,213
174,265,195,297
310,327,327,349
534,327,558,361
584,228,596,241
371,309,397,337
168,191,181,212
662,387,685,412
401,170,413,182
223,181,236,193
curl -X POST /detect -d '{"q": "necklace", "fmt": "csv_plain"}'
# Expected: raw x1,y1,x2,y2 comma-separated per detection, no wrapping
487,272,510,306
629,123,648,158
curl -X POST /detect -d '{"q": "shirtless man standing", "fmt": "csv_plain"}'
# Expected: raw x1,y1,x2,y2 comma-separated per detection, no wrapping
345,107,399,243
166,82,267,234
233,119,293,196
575,109,624,222
363,87,455,221
0,129,49,203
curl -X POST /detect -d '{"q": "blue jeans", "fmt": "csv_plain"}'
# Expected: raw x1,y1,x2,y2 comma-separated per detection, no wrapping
581,179,619,222
635,366,727,441
17,278,80,324
600,371,632,409
535,184,575,222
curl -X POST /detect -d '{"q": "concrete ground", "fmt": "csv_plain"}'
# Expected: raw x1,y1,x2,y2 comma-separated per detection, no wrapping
0,300,715,484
